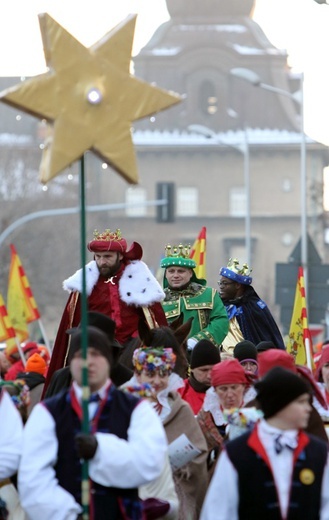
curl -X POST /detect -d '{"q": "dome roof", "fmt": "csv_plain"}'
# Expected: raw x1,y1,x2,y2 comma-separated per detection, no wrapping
166,0,255,18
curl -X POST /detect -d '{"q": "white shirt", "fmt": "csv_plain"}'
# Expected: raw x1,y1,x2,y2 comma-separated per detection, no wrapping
0,389,23,479
139,454,179,520
200,419,329,520
18,381,168,520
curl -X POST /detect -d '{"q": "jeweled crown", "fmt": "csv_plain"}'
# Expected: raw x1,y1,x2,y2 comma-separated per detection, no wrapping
164,243,191,259
92,228,122,241
227,258,252,277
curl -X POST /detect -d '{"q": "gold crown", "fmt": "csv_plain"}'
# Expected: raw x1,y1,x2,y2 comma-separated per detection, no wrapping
92,228,122,241
227,258,252,277
165,243,191,258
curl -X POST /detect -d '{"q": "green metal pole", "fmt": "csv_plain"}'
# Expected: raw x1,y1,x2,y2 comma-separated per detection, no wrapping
79,154,90,520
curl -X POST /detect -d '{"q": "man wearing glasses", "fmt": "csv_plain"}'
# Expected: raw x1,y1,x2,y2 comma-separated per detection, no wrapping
218,258,285,354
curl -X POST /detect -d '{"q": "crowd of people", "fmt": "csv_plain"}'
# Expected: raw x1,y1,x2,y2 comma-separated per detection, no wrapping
1,228,329,520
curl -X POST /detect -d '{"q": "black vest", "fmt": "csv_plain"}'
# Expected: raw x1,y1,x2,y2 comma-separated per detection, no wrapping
45,386,143,520
226,430,328,520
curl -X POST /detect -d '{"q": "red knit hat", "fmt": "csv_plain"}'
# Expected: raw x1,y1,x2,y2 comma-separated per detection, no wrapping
23,342,39,355
87,228,142,260
5,341,39,363
258,350,296,378
25,353,47,376
211,359,249,387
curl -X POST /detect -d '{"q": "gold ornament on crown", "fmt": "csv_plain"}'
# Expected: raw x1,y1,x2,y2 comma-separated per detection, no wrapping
92,228,122,241
164,243,191,259
227,258,252,277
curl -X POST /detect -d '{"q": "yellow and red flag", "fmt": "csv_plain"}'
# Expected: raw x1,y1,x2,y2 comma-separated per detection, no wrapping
7,244,40,342
286,267,313,369
189,226,207,281
0,292,16,342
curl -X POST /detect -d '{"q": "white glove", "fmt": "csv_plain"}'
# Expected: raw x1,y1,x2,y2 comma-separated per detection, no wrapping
187,338,198,351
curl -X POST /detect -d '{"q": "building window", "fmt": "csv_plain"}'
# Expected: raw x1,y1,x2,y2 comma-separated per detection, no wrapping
223,237,255,267
324,167,329,211
177,187,198,216
282,178,292,192
125,187,147,216
230,186,246,216
199,80,218,115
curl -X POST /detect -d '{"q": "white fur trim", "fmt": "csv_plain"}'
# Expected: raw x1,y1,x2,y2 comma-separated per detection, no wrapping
119,260,165,306
203,385,257,426
63,260,99,296
63,259,165,306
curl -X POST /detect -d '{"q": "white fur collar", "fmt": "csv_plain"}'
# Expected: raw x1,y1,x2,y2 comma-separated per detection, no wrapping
63,260,99,296
203,385,257,426
119,260,165,306
63,259,165,306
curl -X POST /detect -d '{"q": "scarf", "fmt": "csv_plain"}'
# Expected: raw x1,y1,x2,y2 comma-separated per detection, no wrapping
189,373,210,394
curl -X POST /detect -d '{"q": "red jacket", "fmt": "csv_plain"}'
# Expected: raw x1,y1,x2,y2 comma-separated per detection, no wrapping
178,379,206,415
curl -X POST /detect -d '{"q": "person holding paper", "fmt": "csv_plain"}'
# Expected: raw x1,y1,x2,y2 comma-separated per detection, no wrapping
133,347,208,520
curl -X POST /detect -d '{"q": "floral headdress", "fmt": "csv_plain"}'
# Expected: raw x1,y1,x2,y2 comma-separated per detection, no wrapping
132,347,176,375
122,383,156,400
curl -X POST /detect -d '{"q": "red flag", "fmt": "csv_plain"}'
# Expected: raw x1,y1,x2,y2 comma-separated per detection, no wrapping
0,293,16,342
189,226,207,281
7,244,40,342
286,266,313,369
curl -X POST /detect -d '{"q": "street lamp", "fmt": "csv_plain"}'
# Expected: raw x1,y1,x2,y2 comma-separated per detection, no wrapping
188,123,251,266
230,67,307,294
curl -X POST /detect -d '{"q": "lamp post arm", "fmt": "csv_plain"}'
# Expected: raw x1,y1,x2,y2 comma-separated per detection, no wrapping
0,199,168,249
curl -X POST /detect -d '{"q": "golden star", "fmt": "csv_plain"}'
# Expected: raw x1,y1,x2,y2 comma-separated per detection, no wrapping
0,13,181,184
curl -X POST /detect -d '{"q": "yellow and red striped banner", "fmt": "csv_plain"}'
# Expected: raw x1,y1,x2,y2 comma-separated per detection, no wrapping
7,244,40,342
189,226,207,281
0,292,16,342
286,266,313,368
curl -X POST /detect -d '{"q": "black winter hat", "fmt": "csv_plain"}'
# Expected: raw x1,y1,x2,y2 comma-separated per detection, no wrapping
69,326,113,366
234,340,258,362
190,339,221,369
256,341,277,353
255,366,310,419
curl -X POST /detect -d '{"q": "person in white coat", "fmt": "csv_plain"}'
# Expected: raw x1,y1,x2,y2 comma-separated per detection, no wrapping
200,367,329,520
18,326,167,520
0,387,23,480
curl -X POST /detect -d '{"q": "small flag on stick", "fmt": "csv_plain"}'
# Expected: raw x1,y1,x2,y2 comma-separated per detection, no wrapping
7,244,40,342
286,267,313,370
189,226,207,281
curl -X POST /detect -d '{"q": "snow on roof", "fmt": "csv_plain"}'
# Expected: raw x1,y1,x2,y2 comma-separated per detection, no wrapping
0,133,33,145
133,128,316,146
229,43,284,56
151,47,181,56
179,24,247,33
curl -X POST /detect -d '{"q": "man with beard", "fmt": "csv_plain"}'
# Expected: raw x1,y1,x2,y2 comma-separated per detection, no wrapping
46,229,167,387
218,258,285,354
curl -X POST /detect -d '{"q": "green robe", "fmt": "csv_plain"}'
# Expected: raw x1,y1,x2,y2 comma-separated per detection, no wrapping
162,283,229,347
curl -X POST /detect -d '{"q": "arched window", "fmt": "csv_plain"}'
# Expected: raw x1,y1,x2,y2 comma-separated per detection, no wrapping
199,80,218,115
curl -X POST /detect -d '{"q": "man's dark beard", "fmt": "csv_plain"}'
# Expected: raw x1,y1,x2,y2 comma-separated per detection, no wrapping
97,253,122,278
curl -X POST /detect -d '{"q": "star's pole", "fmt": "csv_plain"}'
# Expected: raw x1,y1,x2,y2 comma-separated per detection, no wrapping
79,154,90,520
